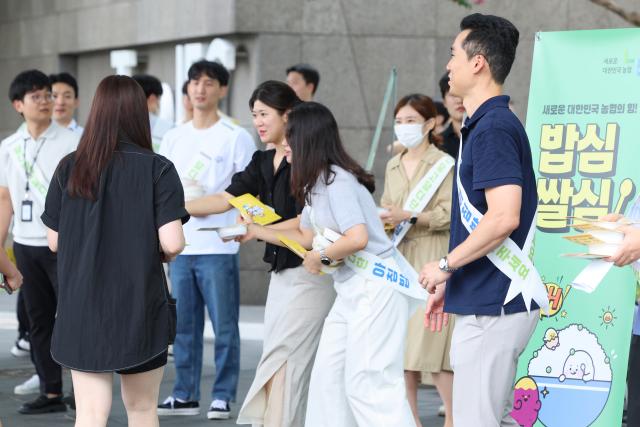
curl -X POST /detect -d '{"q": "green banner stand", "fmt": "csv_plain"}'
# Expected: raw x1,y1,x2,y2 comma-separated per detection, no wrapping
511,28,640,427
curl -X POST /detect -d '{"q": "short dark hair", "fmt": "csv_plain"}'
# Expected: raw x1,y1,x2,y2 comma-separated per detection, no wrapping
49,72,79,98
181,80,189,95
286,63,320,94
188,60,229,87
9,69,51,102
459,13,519,85
434,101,449,123
438,73,450,99
132,74,163,99
249,80,301,115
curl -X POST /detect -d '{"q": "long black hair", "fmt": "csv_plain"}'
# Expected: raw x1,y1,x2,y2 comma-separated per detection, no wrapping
287,102,375,205
249,80,300,114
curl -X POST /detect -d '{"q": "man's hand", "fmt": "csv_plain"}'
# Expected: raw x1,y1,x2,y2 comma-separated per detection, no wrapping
606,224,640,267
4,269,23,291
419,260,451,294
303,250,323,275
424,284,448,332
380,204,411,227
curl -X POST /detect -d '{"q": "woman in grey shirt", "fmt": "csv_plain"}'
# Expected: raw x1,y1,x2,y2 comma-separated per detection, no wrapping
242,102,415,427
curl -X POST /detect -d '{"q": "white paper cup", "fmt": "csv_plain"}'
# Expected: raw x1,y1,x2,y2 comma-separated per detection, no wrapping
182,179,205,201
217,224,247,240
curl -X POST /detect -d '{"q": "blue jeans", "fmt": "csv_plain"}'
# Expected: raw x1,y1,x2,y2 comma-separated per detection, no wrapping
170,254,240,402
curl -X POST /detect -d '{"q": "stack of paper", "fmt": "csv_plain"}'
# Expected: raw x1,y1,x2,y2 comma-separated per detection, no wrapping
562,218,623,293
562,218,625,259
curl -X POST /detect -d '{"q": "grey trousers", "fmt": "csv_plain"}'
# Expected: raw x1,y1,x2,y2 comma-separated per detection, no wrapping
450,310,539,427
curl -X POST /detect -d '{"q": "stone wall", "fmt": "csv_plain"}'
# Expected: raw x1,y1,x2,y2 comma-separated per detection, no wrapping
0,0,637,303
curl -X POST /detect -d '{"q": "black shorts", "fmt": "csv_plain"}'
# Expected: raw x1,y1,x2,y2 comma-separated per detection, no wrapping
116,350,167,375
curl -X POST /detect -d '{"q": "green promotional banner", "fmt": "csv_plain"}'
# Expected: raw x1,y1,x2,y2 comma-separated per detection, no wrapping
512,29,640,427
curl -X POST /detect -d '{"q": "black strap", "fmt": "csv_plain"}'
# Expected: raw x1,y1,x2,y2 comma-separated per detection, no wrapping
22,137,46,193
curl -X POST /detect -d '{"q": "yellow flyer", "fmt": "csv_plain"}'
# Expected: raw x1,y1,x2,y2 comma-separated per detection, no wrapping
228,193,281,226
277,234,307,259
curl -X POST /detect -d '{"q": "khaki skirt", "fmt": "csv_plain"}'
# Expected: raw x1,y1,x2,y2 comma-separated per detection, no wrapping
404,306,454,372
399,232,455,373
237,266,335,426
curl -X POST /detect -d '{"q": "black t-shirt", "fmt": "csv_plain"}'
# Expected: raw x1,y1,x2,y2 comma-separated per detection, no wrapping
226,149,302,272
439,122,460,159
41,141,189,372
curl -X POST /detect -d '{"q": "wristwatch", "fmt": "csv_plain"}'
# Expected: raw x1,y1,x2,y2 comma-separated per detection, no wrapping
438,256,457,273
319,249,334,266
409,212,419,225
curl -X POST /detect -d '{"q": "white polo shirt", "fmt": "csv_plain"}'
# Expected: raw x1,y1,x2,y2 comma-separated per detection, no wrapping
0,121,80,246
160,118,255,255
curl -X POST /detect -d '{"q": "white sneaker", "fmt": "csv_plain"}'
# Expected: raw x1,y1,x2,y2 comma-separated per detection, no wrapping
438,404,445,417
10,338,30,357
207,399,230,420
14,374,40,395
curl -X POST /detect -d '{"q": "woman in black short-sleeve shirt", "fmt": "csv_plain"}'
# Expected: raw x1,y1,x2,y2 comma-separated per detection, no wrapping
41,75,189,426
186,81,336,426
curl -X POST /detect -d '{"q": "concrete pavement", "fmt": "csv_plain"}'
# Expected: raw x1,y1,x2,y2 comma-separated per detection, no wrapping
0,291,444,426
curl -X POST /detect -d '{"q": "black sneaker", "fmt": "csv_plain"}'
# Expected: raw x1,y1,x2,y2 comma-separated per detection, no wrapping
207,399,230,420
62,393,75,410
157,396,199,416
18,395,67,414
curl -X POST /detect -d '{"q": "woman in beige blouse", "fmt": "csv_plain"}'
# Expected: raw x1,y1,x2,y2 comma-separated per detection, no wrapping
380,94,454,427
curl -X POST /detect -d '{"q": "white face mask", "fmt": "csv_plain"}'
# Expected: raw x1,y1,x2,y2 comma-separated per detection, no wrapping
394,123,426,149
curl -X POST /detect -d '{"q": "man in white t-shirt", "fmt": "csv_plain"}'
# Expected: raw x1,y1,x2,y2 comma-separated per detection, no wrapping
0,70,79,415
132,74,174,152
157,60,255,420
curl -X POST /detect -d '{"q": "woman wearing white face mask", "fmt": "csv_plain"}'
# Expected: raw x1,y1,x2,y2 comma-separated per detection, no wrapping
379,94,455,427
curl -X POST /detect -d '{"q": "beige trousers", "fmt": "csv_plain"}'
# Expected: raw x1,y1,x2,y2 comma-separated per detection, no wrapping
450,310,539,427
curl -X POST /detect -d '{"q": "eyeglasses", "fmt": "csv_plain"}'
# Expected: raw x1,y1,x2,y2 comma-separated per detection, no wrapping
27,93,53,103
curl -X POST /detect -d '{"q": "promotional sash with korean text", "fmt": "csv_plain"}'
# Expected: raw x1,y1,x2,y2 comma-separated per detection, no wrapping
391,155,454,246
456,135,549,312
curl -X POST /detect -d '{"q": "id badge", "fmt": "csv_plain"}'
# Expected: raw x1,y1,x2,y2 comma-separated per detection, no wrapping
21,199,33,222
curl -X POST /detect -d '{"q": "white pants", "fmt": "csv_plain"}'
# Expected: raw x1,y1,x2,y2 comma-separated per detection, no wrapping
450,310,539,427
305,271,416,427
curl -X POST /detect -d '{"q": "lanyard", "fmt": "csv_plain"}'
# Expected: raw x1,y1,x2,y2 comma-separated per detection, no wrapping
22,137,46,194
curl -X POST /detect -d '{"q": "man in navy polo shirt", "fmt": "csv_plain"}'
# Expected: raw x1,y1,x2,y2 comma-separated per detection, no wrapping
418,13,541,426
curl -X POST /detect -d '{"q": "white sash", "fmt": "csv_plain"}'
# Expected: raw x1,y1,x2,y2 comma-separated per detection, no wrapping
8,141,49,208
456,134,549,312
322,228,427,301
391,155,454,246
309,209,427,301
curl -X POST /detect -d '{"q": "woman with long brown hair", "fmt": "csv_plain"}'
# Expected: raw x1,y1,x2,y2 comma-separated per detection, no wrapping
41,75,189,427
240,102,415,426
